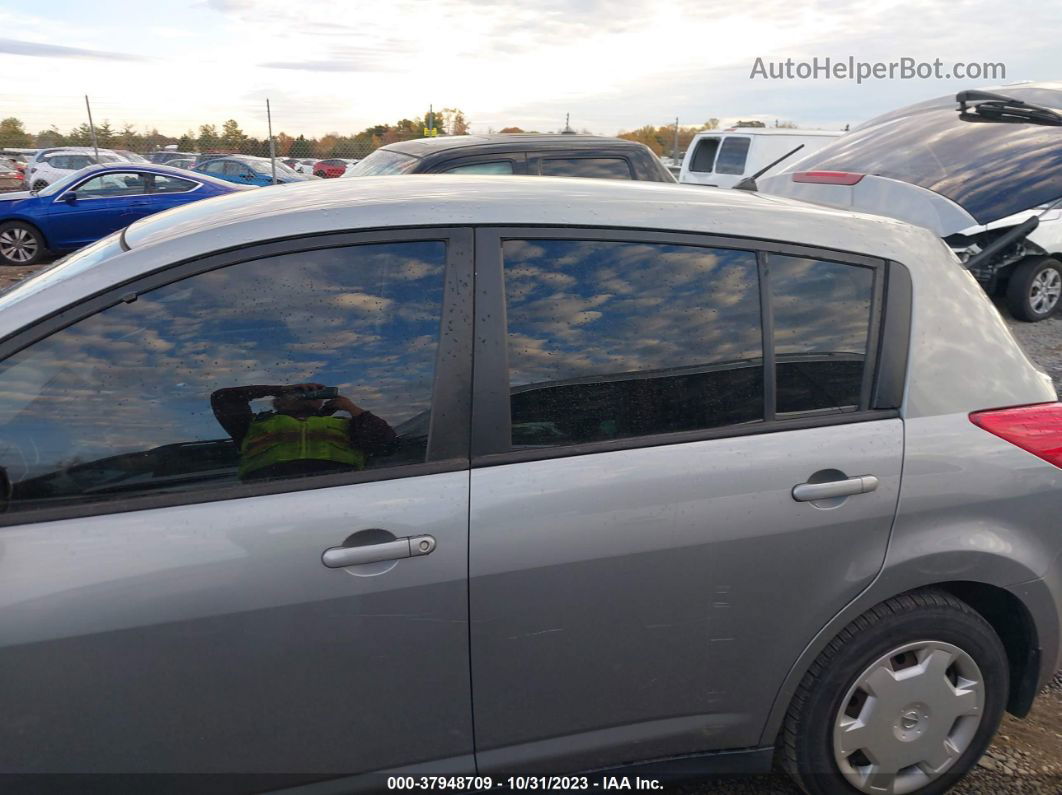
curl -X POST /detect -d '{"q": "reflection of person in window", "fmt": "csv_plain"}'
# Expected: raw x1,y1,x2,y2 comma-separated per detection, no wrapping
210,383,396,480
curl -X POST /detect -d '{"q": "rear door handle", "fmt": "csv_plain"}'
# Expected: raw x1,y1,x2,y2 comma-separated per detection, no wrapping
322,534,436,568
792,475,879,502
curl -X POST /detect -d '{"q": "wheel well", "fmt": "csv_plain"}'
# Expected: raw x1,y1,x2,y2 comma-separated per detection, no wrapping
936,581,1041,717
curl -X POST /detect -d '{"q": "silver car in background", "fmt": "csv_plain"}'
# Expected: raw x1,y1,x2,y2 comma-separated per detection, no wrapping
0,176,1059,794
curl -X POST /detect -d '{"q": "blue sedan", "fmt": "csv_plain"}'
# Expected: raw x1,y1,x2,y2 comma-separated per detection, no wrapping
0,163,252,266
193,156,314,186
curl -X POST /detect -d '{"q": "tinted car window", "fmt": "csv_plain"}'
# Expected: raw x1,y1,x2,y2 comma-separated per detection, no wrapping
0,241,447,514
690,137,720,172
446,161,514,175
769,255,874,415
539,158,632,180
504,239,763,447
151,174,198,193
202,160,225,175
715,137,751,175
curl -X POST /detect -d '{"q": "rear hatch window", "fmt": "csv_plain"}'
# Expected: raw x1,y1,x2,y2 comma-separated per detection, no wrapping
785,85,1062,223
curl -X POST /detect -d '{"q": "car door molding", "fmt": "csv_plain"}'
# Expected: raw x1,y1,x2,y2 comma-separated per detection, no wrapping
470,225,907,465
0,226,474,527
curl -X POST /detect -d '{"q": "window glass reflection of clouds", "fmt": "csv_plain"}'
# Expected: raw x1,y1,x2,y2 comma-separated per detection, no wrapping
505,240,763,387
0,242,445,489
503,239,763,446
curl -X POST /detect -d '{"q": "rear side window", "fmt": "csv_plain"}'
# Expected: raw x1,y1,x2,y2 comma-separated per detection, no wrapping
0,241,448,514
151,174,198,193
715,137,751,175
446,162,514,175
689,138,720,172
769,255,875,415
539,158,632,180
503,239,763,447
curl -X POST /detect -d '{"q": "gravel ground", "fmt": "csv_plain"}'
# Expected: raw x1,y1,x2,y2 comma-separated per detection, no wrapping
0,264,1060,793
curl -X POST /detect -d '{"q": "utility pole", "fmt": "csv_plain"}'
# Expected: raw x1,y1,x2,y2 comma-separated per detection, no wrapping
84,95,99,161
266,98,276,185
672,117,680,162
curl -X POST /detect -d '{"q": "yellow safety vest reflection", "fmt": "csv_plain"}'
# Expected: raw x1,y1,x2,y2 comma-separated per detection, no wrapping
239,414,365,478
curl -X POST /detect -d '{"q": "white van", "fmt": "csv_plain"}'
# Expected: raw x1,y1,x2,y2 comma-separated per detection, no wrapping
679,128,841,188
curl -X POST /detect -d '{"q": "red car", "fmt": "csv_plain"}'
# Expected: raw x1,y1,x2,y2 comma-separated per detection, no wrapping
313,158,352,178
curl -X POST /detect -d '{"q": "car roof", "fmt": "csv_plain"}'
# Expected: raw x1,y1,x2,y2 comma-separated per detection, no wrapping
118,173,933,257
382,134,649,158
696,128,843,137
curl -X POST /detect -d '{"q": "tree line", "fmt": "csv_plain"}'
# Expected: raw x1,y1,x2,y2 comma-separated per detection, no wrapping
1,112,804,160
0,108,470,158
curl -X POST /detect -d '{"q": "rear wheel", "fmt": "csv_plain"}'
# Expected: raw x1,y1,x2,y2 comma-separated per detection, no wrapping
783,590,1008,795
0,221,45,266
1005,256,1061,321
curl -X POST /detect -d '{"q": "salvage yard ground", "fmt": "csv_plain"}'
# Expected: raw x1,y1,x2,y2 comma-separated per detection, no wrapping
2,262,1061,791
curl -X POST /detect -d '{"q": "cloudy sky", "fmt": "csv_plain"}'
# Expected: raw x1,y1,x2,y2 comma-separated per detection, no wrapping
0,0,1057,138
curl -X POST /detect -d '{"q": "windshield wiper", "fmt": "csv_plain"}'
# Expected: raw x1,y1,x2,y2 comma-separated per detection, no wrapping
956,90,1062,126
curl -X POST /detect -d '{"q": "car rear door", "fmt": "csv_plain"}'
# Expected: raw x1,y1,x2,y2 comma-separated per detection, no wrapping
0,229,475,789
467,228,906,773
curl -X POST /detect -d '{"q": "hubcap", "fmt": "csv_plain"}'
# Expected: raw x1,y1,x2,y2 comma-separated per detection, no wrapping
0,228,37,263
833,640,985,795
1030,268,1061,314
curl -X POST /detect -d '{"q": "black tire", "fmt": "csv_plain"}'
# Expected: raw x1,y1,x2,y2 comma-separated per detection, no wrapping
782,590,1009,795
0,221,46,266
1005,256,1062,322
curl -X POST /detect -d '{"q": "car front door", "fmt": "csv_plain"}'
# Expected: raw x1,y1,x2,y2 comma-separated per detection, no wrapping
468,229,905,773
0,229,475,789
45,171,150,249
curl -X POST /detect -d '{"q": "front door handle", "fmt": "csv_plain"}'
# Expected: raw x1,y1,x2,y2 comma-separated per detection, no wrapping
792,475,879,502
322,534,436,568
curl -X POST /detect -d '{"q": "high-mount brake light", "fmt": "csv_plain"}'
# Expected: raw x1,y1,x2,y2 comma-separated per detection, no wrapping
970,402,1062,469
791,171,865,185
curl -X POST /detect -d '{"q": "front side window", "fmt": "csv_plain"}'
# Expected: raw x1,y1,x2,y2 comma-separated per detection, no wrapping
503,239,763,447
345,149,419,176
202,160,225,175
715,137,751,175
690,137,720,173
539,158,632,180
0,241,447,514
769,255,874,415
74,172,149,198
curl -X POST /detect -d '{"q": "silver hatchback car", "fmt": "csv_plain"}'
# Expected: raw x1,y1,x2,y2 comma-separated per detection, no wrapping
0,177,1059,795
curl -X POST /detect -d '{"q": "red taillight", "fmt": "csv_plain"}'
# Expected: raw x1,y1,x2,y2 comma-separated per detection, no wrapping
970,402,1062,468
791,171,865,185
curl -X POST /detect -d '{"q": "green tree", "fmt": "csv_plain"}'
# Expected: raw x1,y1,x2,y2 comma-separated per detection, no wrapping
289,134,313,158
197,123,220,150
735,120,766,128
95,120,116,147
221,119,248,150
0,117,32,147
178,129,197,151
35,126,66,148
66,123,94,145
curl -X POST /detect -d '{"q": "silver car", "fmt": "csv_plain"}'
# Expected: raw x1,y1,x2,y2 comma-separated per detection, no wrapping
0,176,1059,795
